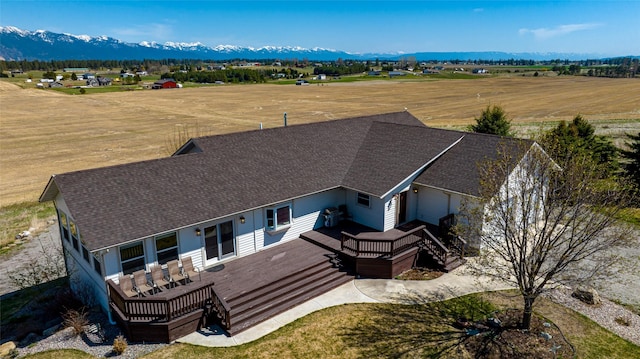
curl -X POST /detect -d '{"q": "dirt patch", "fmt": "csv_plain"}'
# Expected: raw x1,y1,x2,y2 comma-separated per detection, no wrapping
396,267,444,280
460,309,575,358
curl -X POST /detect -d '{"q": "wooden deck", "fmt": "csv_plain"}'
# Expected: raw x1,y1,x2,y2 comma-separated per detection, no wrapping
301,220,465,278
109,238,354,341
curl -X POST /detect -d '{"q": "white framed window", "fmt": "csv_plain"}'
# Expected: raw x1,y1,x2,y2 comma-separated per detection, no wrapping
356,192,370,208
93,254,102,275
155,232,178,265
265,204,292,232
58,211,70,242
70,220,79,251
82,245,90,263
120,241,145,275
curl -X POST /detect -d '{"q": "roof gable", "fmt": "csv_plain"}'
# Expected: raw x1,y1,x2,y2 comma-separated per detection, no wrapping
414,132,534,196
341,122,464,196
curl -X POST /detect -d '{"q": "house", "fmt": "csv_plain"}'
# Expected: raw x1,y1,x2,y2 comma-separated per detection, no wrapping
388,71,406,77
472,68,488,74
152,79,177,89
64,67,89,73
86,77,112,87
317,74,327,80
39,111,535,342
82,73,95,80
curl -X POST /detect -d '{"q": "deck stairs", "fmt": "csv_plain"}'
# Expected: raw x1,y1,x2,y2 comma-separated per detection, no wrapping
209,245,354,335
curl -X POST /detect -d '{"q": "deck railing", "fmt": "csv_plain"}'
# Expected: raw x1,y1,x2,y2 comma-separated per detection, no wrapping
210,287,231,329
340,225,425,258
108,277,215,323
422,228,450,265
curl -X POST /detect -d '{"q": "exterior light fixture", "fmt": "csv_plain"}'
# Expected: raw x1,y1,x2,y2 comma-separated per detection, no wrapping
195,228,201,236
413,187,419,193
240,216,246,224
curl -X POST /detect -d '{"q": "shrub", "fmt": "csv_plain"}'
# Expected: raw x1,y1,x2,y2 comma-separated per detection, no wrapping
112,335,128,355
614,316,631,326
62,307,89,336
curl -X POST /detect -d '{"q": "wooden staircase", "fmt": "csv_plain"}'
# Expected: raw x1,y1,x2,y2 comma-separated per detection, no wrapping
207,241,354,335
421,224,466,273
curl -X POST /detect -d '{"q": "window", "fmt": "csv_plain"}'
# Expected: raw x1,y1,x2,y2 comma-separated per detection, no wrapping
357,192,370,207
70,220,79,251
120,242,145,275
155,232,178,265
59,211,69,242
93,255,102,275
265,204,291,232
82,245,90,263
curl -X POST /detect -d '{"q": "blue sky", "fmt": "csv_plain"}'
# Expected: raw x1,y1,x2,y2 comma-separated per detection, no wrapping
1,1,638,56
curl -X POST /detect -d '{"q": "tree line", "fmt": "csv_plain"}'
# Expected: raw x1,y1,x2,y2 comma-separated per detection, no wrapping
161,68,273,84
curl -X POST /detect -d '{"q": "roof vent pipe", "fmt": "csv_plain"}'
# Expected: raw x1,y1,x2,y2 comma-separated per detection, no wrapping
260,122,263,130
284,112,287,127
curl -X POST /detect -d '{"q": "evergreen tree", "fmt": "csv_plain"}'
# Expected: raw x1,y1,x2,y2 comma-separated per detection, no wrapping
543,115,619,177
621,132,640,189
468,104,513,137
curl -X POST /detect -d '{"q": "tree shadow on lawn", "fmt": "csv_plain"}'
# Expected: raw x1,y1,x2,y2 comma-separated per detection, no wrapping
341,286,574,358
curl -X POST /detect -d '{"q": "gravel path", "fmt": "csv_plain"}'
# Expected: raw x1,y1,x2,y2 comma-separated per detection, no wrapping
544,287,640,346
15,312,167,358
0,224,62,296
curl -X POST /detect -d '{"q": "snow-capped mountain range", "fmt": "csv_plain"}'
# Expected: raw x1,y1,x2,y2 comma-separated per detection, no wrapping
0,26,618,62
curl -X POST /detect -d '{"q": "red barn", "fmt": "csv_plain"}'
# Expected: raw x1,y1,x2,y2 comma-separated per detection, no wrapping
152,79,177,89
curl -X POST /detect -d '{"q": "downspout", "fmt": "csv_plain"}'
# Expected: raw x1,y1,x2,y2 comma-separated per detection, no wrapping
252,210,257,253
101,249,117,325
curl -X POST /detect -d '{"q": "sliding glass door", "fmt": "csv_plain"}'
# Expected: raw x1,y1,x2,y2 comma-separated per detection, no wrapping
203,220,235,266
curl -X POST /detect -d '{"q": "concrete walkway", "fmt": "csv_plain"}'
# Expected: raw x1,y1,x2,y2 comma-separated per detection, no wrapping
177,263,513,347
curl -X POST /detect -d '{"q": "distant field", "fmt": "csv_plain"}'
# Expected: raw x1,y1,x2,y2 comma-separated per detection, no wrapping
1,76,639,207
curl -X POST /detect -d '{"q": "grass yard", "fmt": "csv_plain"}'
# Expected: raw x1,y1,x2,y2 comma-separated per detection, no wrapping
136,292,639,359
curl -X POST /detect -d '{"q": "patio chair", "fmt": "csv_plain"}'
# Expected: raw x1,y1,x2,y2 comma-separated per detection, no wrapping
118,274,139,298
181,256,201,282
167,259,187,287
133,270,155,295
150,265,171,291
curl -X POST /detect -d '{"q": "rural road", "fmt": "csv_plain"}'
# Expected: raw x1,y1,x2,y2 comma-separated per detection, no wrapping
0,225,62,296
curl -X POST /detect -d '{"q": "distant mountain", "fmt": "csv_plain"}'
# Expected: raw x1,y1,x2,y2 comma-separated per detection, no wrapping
0,26,628,62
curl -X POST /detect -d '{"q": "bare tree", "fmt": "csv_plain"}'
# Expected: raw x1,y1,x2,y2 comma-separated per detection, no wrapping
164,121,213,155
460,140,634,329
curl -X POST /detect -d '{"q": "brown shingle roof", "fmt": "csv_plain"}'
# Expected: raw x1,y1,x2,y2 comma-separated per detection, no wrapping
414,132,533,196
41,112,530,251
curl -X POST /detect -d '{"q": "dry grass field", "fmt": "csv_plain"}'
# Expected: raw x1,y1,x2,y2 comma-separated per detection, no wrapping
1,76,639,207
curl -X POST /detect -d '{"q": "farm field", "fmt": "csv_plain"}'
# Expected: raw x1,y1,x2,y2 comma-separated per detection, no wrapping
1,76,639,207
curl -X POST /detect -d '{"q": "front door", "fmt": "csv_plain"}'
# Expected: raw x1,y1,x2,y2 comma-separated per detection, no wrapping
398,191,408,225
203,220,235,266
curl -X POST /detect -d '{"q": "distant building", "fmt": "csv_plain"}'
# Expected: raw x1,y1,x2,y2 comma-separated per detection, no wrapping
388,71,406,78
63,68,89,73
152,79,178,89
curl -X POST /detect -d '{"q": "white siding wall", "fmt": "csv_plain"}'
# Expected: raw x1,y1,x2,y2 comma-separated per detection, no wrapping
417,187,450,224
383,195,397,231
178,227,203,269
262,188,345,247
55,195,112,313
252,209,265,252
347,189,385,231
